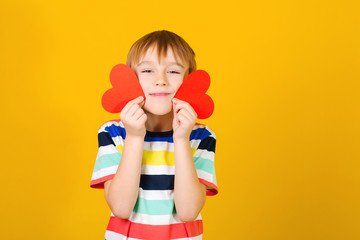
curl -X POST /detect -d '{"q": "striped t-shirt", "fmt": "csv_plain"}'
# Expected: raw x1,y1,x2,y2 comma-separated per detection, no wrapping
90,120,218,240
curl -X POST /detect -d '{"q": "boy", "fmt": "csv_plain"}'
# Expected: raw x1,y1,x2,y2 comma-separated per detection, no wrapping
90,30,218,240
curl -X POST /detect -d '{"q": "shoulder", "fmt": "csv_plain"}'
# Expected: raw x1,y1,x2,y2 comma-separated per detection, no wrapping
98,119,122,131
190,123,216,153
191,123,216,140
98,119,126,139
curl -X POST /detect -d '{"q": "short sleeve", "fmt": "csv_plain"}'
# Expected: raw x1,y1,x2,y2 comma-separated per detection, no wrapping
192,125,218,196
90,120,125,189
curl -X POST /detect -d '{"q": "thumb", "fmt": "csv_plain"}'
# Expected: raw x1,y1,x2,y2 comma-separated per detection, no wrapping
139,99,145,108
132,95,145,107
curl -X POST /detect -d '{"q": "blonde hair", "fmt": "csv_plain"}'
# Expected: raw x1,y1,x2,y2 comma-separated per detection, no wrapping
126,30,197,74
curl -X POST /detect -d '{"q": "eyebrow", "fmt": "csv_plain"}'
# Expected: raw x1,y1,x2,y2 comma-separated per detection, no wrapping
137,61,185,69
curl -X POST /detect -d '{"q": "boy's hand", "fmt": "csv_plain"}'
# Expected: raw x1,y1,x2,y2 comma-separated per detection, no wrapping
120,96,147,137
172,98,197,140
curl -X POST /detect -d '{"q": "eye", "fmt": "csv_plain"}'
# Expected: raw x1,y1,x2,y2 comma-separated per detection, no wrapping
169,70,180,74
141,69,152,73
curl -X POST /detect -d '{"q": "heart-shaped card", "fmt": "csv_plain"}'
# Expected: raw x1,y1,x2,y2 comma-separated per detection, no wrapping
101,64,214,119
102,64,145,113
174,70,214,119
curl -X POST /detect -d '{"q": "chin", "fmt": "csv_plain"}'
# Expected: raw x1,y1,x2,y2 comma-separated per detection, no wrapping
149,108,172,116
144,104,172,116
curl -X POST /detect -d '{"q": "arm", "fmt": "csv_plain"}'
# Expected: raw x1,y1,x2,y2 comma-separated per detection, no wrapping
172,98,207,222
104,96,147,219
174,138,207,222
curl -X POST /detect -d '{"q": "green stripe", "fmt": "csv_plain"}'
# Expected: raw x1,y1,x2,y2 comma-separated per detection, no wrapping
93,153,121,172
133,197,176,215
194,157,215,175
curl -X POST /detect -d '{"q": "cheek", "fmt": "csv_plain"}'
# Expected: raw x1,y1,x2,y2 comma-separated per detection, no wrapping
174,80,184,92
138,80,149,93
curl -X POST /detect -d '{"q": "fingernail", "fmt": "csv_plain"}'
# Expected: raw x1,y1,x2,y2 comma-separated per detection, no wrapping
139,96,144,100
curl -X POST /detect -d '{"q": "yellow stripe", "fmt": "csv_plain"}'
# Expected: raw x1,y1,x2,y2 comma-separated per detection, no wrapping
117,145,124,153
117,145,197,166
143,150,175,165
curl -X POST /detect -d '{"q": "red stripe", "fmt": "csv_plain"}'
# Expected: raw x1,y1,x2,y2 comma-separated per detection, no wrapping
107,217,203,239
90,174,115,189
99,119,121,130
199,178,218,196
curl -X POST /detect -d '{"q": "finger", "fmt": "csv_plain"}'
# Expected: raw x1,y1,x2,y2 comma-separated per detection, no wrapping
173,101,187,114
131,95,144,104
173,115,180,128
183,104,197,119
173,102,196,119
172,102,179,114
177,113,188,124
122,96,144,115
177,108,194,122
173,102,182,116
127,103,141,118
138,113,147,124
139,99,145,108
186,105,197,119
172,98,182,112
133,108,145,120
172,98,185,104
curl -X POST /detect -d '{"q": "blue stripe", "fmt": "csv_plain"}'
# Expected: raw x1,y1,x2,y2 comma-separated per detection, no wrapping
98,132,115,147
140,175,174,190
146,130,173,137
105,125,126,139
190,127,212,141
198,136,216,152
144,135,174,142
102,123,212,144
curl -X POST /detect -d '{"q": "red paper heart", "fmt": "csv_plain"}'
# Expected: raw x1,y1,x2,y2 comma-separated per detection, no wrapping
102,64,145,113
174,70,214,119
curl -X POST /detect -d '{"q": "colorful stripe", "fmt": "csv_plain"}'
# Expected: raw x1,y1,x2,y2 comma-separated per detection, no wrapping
140,174,174,190
100,121,214,143
105,231,203,240
122,212,201,225
194,157,215,175
133,197,175,215
141,165,175,175
107,217,203,240
138,188,174,200
98,131,116,147
93,152,121,172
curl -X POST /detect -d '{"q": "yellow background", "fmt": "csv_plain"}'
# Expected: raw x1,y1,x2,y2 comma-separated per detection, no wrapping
1,0,359,239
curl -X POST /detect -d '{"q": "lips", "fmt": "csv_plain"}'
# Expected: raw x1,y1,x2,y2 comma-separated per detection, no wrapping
149,92,171,97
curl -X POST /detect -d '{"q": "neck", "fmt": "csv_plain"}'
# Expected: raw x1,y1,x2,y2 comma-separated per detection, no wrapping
145,110,174,132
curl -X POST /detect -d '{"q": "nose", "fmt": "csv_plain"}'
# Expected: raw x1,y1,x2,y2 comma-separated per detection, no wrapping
154,73,168,86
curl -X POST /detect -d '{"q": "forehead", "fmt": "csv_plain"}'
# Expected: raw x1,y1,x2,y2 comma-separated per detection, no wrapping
137,45,187,67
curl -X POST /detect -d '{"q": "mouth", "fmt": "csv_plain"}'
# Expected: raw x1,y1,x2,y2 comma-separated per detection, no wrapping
149,92,172,97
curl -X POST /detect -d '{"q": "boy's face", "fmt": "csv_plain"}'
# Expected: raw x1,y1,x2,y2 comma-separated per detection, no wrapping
133,46,189,116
